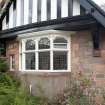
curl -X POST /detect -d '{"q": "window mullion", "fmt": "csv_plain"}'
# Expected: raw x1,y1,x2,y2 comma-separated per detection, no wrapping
68,37,71,72
50,37,53,71
22,41,25,71
22,40,25,70
36,51,38,71
19,41,22,70
50,50,53,71
36,40,39,71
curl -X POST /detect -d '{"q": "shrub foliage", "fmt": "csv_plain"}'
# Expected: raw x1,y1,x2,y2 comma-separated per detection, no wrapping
0,73,48,105
0,58,9,73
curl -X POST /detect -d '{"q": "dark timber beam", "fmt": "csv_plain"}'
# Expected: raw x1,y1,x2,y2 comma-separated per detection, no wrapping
37,0,41,22
68,0,73,16
47,0,51,20
92,25,100,57
57,0,61,19
0,15,97,39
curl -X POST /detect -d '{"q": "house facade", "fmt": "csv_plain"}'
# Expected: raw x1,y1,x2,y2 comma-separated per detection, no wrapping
0,0,105,99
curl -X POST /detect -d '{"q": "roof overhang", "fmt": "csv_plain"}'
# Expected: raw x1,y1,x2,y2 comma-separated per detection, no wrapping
0,15,97,39
80,0,105,28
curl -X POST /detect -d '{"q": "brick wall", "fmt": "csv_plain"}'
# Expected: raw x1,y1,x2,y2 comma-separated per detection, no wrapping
5,30,105,99
6,39,19,71
71,30,105,87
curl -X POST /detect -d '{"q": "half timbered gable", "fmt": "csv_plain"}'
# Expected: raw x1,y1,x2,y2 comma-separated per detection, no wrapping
1,0,80,30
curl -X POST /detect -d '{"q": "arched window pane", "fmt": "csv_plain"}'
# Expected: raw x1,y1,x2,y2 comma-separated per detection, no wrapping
26,40,35,50
54,37,67,43
54,37,67,49
39,38,50,49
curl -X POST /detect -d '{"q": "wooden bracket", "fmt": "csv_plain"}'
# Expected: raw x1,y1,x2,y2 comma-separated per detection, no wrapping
92,25,101,57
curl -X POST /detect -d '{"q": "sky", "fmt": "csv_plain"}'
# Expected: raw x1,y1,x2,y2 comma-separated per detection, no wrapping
92,0,105,6
92,0,105,11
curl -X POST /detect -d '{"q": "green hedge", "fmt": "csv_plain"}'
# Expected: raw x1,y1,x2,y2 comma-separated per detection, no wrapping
0,73,48,105
0,58,9,73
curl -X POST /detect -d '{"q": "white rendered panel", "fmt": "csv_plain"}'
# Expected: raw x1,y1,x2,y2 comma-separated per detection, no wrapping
51,0,57,19
41,0,47,21
24,0,29,24
9,3,13,28
73,0,80,16
13,9,16,27
16,0,21,26
32,0,37,23
2,16,7,30
61,0,68,17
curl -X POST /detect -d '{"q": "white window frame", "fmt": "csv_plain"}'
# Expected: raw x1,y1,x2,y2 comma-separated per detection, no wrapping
10,55,15,71
19,33,71,72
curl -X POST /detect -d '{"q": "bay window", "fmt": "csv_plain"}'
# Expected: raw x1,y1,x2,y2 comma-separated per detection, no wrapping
20,34,70,72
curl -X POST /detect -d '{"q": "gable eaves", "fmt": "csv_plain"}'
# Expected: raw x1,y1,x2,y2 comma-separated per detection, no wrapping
80,0,105,28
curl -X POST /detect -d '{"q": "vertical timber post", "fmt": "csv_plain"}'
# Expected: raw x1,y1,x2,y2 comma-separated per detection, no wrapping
92,25,100,57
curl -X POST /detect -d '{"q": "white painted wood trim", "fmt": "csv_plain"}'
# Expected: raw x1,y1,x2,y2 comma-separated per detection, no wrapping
36,40,39,70
68,34,71,72
20,70,71,73
21,40,26,70
50,35,54,71
18,30,75,39
19,30,72,72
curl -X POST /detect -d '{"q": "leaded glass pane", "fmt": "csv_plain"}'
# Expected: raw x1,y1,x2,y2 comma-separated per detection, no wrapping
39,38,50,49
39,52,50,70
54,37,67,48
25,53,35,70
54,37,67,43
53,51,67,70
26,40,35,50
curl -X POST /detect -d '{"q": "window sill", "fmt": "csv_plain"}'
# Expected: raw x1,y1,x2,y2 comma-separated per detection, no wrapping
20,70,71,73
19,70,71,77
